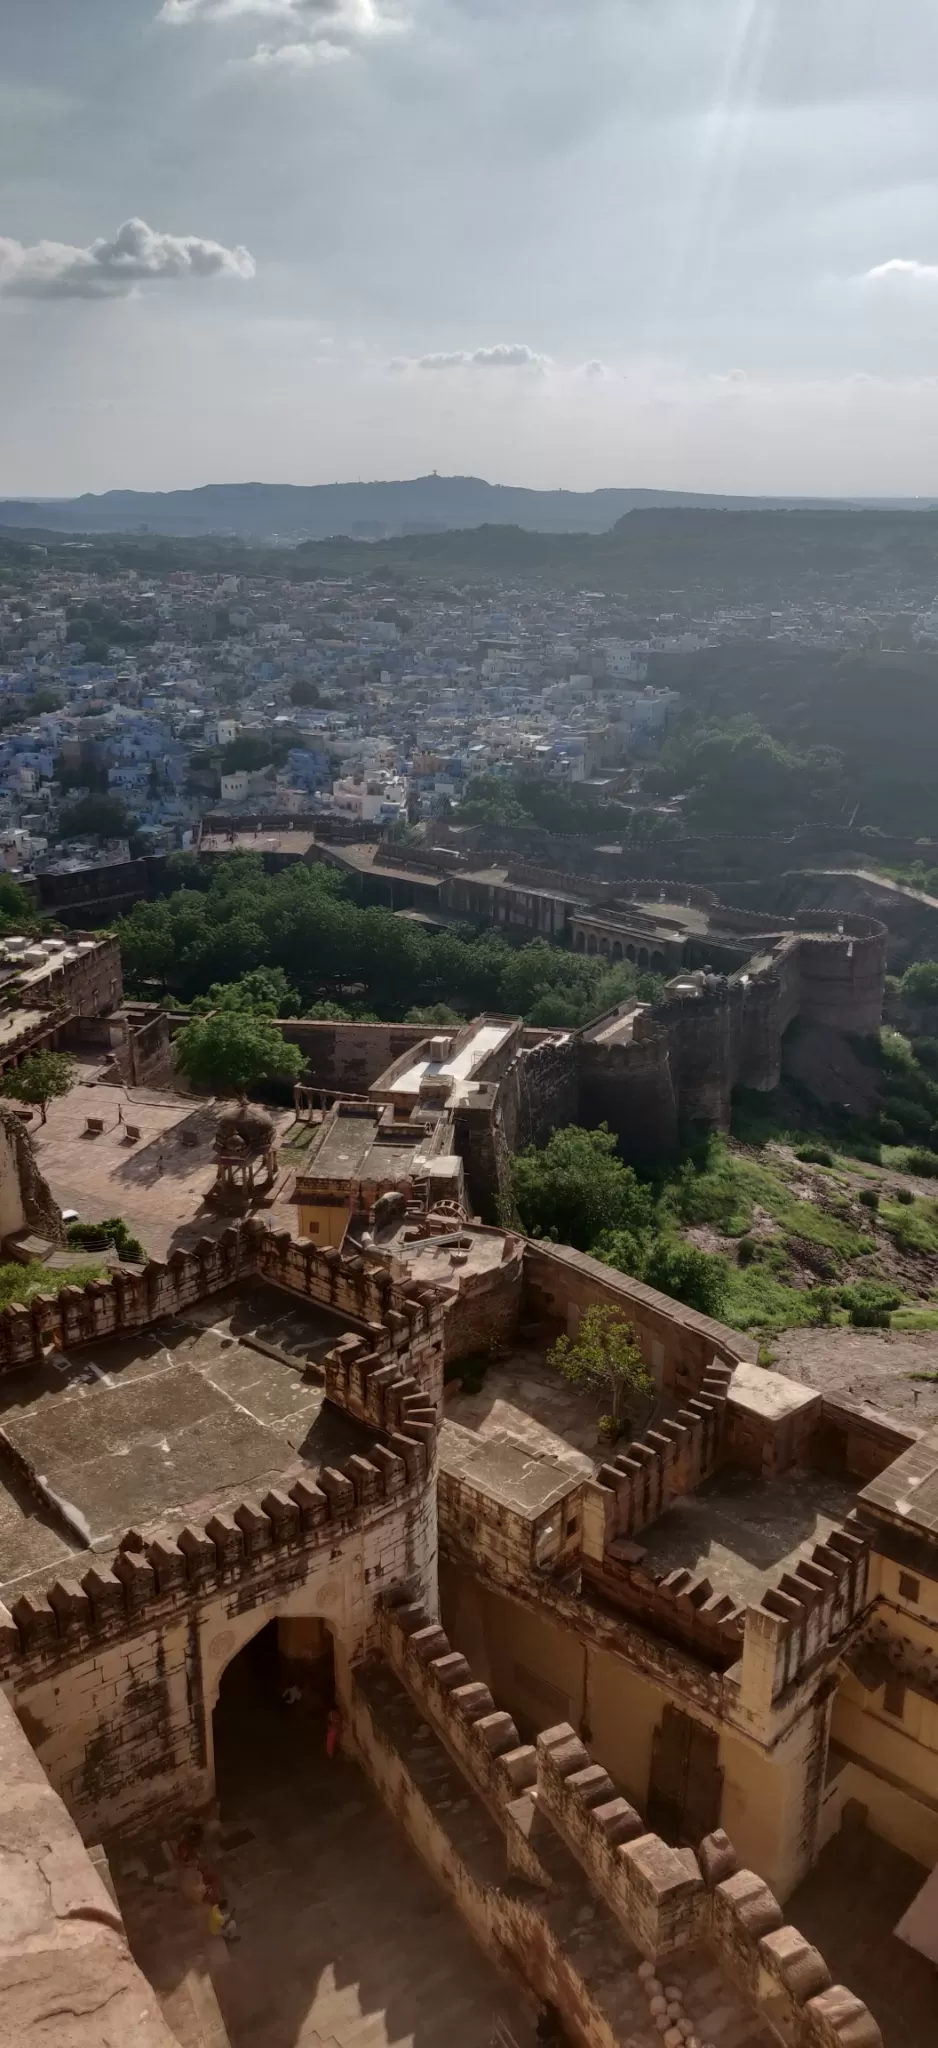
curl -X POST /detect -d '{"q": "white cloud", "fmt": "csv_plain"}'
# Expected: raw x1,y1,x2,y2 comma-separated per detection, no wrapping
412,341,550,372
160,0,408,57
249,37,349,66
0,217,255,300
471,342,549,369
863,258,938,288
417,349,469,369
580,358,606,378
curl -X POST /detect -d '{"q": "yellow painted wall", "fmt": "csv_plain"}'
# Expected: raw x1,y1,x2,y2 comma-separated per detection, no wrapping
820,1755,938,1870
440,1558,821,1898
297,1198,350,1248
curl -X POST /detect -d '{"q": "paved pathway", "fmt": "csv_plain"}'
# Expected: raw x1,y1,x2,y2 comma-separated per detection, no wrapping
112,1671,527,2048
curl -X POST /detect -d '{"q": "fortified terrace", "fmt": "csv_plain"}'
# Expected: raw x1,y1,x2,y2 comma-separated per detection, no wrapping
0,1094,935,2048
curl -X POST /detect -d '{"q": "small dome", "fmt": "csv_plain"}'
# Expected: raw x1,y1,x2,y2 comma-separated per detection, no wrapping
214,1105,275,1156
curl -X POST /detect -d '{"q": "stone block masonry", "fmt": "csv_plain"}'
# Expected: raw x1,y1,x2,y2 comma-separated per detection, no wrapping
0,1687,181,2048
353,1587,883,2048
0,1214,445,1392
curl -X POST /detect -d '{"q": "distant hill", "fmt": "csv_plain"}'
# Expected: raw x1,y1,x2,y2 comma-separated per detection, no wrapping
0,473,930,542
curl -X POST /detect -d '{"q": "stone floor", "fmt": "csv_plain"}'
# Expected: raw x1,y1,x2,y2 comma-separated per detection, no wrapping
110,1650,528,2048
443,1339,659,1475
25,1075,300,1261
789,1822,938,2048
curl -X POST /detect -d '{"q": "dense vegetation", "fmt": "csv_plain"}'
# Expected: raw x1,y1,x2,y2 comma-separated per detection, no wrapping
510,1121,938,1336
116,853,663,1024
7,508,938,611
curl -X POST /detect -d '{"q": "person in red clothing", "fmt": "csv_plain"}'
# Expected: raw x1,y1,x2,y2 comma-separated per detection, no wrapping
325,1707,341,1759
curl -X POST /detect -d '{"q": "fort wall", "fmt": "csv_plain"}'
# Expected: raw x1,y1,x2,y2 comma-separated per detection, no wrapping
354,1587,883,2048
0,1262,443,1839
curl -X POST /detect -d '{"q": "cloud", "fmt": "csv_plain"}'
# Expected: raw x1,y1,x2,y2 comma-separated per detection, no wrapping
411,341,550,371
0,217,255,300
249,37,349,65
471,342,548,368
862,257,938,288
160,0,408,55
580,358,606,378
417,349,470,369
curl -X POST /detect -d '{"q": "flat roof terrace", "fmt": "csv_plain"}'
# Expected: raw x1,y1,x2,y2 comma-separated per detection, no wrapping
636,1463,858,1610
0,1281,371,1605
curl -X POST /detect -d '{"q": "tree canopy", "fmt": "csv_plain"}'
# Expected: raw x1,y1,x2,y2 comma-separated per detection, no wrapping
548,1304,652,1436
173,1010,305,1101
3,1050,76,1124
58,793,136,842
116,856,663,1022
511,1124,654,1250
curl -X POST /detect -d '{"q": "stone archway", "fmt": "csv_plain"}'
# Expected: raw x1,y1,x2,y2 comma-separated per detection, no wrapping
587,934,597,955
612,941,622,960
575,929,585,952
212,1614,338,1817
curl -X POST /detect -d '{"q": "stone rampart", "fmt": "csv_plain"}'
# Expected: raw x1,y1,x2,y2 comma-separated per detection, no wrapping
739,1526,870,1724
522,1241,745,1401
0,1689,181,2048
0,1217,445,1388
370,1587,883,2046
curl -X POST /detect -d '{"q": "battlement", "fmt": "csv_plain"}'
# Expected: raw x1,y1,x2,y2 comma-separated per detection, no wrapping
740,1523,871,1720
0,1216,445,1381
0,1370,439,1682
375,1586,883,2046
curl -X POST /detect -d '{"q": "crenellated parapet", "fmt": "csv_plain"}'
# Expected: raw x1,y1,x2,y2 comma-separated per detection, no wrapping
373,1585,883,2046
740,1523,870,1722
0,1216,445,1383
0,1382,440,1682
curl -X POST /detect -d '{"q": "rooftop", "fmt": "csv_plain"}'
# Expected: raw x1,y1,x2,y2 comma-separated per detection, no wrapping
636,1463,858,1609
440,1425,585,1520
0,1280,371,1604
25,1078,297,1260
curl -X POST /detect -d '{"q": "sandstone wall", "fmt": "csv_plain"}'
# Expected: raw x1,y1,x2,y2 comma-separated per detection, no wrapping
0,1689,181,2047
522,1242,744,1400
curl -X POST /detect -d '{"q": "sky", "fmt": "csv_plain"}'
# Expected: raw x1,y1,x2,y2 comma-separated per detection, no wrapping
3,0,938,498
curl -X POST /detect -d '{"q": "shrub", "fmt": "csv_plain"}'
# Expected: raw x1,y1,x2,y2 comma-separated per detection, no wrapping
839,1280,902,1315
876,1117,905,1145
894,1186,915,1205
906,1149,938,1178
810,1286,837,1326
736,1235,757,1265
849,1305,892,1329
795,1143,835,1167
642,1239,729,1318
858,1187,880,1212
66,1215,146,1263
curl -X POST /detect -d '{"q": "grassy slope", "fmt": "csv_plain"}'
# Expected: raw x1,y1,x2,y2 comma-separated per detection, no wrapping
666,1136,938,1334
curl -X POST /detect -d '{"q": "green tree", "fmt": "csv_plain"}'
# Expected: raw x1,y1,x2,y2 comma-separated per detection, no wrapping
173,1010,304,1102
3,1049,76,1124
0,874,36,927
511,1124,654,1250
191,967,299,1017
901,961,938,1004
59,793,135,842
289,678,322,706
641,1239,729,1318
548,1303,652,1436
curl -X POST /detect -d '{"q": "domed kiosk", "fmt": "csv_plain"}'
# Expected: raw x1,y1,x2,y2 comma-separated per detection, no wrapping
210,1103,279,1209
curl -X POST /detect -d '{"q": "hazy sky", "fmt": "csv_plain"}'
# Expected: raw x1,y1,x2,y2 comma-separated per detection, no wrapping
3,0,938,497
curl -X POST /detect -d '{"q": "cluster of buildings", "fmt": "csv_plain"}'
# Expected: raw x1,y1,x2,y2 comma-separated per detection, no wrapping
0,560,694,876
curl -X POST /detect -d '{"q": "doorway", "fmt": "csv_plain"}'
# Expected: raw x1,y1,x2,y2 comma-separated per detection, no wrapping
212,1615,336,1818
646,1703,723,1846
